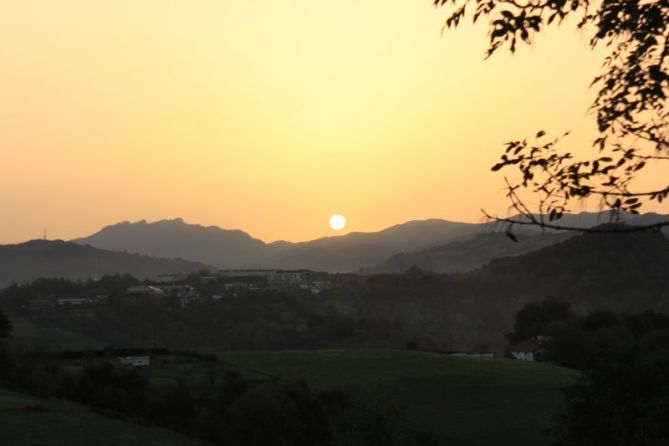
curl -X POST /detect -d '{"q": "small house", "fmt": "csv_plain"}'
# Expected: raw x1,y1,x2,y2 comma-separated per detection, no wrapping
511,337,547,362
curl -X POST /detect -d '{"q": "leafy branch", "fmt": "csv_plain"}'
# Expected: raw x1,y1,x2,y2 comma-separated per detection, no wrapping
435,0,669,235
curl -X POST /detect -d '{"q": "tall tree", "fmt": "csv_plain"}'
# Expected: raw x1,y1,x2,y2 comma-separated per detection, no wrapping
435,0,669,234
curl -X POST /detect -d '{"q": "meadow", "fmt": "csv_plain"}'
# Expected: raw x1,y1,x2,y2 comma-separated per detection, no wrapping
0,349,577,445
151,349,578,446
0,388,203,446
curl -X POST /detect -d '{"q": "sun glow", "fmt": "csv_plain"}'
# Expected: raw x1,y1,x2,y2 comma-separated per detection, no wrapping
329,214,347,231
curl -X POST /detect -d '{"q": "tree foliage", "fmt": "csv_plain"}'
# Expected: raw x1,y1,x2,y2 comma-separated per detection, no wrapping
435,0,669,233
505,301,669,443
0,306,11,339
507,298,573,345
553,350,669,445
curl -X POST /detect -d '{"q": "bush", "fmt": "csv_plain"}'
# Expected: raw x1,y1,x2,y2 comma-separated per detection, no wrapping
225,382,331,446
332,390,409,446
146,381,195,430
74,363,147,413
217,370,247,411
553,352,669,445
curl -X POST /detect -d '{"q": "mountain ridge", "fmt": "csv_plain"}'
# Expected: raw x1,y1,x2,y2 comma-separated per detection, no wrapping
72,217,483,271
69,212,669,272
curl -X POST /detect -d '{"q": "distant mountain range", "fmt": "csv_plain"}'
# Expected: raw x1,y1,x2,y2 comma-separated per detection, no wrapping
71,212,669,273
0,240,211,287
72,218,482,272
0,212,665,287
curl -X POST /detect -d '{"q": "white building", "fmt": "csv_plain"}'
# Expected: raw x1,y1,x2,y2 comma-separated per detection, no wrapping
511,337,546,361
269,270,311,288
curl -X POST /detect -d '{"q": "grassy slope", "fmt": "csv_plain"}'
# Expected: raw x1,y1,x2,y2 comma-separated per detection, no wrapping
8,315,106,351
217,350,577,446
0,388,204,446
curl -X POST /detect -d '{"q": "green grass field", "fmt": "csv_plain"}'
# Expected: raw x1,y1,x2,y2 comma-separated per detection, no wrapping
8,316,106,351
0,388,204,446
214,350,578,446
1,349,577,445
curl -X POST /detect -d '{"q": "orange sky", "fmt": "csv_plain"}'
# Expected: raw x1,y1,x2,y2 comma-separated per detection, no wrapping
1,1,666,244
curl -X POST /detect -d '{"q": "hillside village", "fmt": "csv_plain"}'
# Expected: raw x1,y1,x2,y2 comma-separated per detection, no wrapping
23,269,336,315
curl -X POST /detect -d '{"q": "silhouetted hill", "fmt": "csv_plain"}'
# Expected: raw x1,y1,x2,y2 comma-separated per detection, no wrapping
262,219,480,271
463,227,669,312
71,213,669,271
352,228,669,352
368,231,573,274
72,218,267,268
0,240,211,286
73,218,481,271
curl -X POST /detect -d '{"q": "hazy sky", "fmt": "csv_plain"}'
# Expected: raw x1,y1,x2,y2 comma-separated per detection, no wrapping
1,1,665,243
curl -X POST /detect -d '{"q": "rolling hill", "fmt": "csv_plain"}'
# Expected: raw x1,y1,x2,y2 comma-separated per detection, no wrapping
470,227,669,311
368,231,573,274
0,388,201,446
0,239,211,287
343,227,669,354
262,219,481,271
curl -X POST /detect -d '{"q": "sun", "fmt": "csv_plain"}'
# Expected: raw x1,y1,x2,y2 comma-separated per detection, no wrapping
329,214,347,231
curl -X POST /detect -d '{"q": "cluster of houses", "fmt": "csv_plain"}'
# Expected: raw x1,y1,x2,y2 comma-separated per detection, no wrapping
214,269,332,294
24,269,333,315
28,294,109,315
145,269,333,304
124,284,200,307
